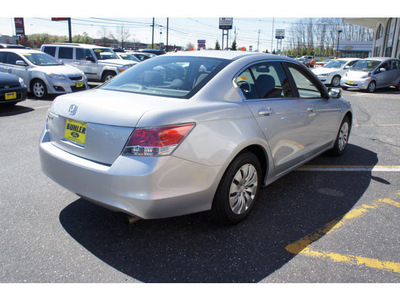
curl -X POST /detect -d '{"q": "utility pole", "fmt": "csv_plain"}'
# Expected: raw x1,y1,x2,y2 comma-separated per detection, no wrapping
166,18,169,52
271,17,274,53
151,18,155,49
257,29,260,52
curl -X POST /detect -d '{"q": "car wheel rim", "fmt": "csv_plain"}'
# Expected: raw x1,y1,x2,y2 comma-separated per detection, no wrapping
332,77,340,86
368,82,375,92
229,164,258,215
338,122,349,151
33,82,45,97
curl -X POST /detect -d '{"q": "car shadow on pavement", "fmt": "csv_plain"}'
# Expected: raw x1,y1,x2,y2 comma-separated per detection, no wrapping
0,104,33,117
59,144,377,283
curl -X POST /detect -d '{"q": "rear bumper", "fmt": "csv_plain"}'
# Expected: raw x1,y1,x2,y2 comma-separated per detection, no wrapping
39,130,221,219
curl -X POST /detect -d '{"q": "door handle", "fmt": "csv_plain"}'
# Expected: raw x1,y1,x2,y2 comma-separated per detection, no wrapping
258,107,275,116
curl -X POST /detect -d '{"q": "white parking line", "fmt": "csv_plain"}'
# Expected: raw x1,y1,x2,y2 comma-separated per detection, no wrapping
298,165,400,172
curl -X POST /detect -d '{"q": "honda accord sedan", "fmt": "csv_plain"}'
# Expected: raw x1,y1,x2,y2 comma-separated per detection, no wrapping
39,51,352,224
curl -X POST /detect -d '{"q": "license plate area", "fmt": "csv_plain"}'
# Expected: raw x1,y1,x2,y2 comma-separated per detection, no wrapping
64,119,87,146
76,82,84,88
5,92,17,100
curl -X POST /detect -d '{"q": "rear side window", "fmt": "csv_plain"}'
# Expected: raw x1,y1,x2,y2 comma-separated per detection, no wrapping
0,52,5,63
43,46,56,57
59,47,73,59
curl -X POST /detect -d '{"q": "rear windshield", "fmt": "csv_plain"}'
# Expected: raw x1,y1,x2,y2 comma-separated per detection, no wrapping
101,55,230,98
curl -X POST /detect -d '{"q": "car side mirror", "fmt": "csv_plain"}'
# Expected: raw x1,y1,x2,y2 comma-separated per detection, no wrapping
86,57,96,63
379,67,386,73
16,60,27,67
328,88,341,99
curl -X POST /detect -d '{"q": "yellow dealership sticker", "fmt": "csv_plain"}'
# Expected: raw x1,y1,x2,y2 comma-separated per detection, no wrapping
64,119,87,146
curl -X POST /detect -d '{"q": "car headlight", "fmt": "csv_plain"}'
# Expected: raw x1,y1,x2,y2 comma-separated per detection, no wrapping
118,65,129,72
320,73,329,77
47,73,67,80
18,77,26,87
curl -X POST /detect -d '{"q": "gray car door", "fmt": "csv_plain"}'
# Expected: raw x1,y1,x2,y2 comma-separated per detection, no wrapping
238,61,329,176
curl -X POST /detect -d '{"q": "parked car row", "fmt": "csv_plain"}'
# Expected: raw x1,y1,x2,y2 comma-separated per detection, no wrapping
0,44,163,101
312,57,400,92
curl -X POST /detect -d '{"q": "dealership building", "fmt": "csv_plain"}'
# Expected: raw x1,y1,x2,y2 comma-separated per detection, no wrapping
344,18,400,58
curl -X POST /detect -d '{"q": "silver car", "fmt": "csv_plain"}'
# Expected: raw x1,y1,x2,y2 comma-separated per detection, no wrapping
0,49,88,98
341,57,400,92
39,51,352,224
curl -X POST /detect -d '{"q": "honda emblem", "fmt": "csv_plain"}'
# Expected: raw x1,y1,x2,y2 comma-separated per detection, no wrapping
68,104,78,115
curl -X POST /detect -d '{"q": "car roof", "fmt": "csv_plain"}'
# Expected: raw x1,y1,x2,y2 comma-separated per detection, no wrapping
336,58,359,61
42,43,110,49
360,57,392,62
0,48,41,54
165,50,280,61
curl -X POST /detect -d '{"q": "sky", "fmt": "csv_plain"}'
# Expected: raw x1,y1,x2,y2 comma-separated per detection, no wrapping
1,0,396,51
0,17,296,51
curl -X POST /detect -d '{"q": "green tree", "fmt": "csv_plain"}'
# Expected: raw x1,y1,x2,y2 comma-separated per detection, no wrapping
215,40,221,50
231,40,237,50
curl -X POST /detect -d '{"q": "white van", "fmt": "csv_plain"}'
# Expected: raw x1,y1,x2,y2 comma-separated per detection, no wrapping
41,44,137,82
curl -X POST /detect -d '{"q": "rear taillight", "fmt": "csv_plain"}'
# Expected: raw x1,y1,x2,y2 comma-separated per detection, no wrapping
123,123,195,156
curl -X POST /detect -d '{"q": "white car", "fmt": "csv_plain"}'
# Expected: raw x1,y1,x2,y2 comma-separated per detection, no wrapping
0,49,88,98
115,52,141,64
312,58,359,87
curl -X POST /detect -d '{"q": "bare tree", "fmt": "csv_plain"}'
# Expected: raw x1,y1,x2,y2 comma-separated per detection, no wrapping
112,25,131,49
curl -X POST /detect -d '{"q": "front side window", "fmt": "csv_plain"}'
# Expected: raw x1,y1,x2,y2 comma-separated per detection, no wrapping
5,52,22,65
236,61,292,100
76,48,94,61
102,56,230,99
287,65,322,98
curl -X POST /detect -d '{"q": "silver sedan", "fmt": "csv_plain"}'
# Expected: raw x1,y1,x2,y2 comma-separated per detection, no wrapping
39,51,352,224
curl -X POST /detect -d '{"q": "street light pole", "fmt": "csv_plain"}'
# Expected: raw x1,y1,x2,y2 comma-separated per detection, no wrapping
337,29,342,58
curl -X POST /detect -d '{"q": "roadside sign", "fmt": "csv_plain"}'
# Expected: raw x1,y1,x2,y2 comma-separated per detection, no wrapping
219,18,233,30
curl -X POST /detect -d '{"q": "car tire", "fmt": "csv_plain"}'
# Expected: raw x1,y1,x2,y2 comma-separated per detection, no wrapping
102,71,116,82
211,151,262,225
331,75,341,87
31,79,48,99
328,116,351,156
367,81,376,93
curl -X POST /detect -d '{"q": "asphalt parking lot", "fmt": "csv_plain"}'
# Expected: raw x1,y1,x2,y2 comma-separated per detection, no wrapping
0,86,399,283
